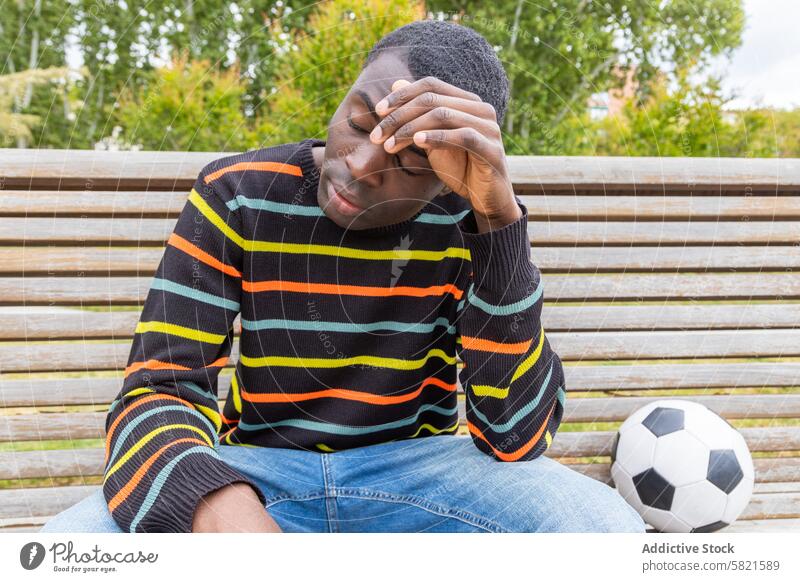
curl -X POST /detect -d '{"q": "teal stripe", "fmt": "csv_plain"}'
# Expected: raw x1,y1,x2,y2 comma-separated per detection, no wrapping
178,381,216,401
414,209,471,224
226,195,471,224
466,277,543,316
467,365,554,433
241,316,456,334
129,446,221,532
107,404,218,467
238,403,457,435
151,277,239,312
557,386,566,409
227,196,323,216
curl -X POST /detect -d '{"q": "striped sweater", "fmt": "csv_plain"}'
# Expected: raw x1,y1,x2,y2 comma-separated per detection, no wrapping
102,138,567,532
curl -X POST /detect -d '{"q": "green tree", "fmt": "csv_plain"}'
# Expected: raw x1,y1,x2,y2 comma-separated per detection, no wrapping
562,67,800,159
112,50,256,152
258,0,426,145
0,0,78,147
0,66,88,147
426,0,745,155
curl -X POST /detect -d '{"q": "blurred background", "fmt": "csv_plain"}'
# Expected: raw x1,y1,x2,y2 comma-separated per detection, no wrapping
1,0,797,156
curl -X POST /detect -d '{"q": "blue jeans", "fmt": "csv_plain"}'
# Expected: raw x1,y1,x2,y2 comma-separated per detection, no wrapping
39,434,646,533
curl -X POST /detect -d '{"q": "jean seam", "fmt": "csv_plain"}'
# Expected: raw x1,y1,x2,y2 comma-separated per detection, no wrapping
320,453,339,532
334,488,509,533
262,491,328,506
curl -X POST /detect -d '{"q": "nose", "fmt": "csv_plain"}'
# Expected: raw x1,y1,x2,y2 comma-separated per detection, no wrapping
345,142,386,189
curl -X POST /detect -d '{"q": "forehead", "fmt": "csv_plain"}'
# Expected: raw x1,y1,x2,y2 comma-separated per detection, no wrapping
351,51,413,98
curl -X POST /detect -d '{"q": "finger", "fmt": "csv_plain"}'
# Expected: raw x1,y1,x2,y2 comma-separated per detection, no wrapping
370,94,499,145
391,79,412,92
382,107,500,154
414,127,502,165
375,76,481,117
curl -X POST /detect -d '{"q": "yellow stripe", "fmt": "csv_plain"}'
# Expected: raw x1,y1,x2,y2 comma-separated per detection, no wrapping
408,420,459,439
188,188,470,262
104,424,213,482
231,373,242,414
240,349,457,370
195,403,222,433
189,188,245,247
315,443,336,452
135,321,227,344
123,387,156,399
545,430,553,449
470,325,546,398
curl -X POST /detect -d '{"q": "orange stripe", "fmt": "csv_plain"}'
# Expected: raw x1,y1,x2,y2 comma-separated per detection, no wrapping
105,394,197,465
220,412,238,425
203,161,303,184
123,356,229,379
241,376,456,405
242,279,464,299
168,232,241,278
108,437,208,512
460,335,532,354
467,400,557,462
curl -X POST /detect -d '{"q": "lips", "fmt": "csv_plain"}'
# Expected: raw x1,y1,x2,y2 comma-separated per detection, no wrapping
329,180,364,210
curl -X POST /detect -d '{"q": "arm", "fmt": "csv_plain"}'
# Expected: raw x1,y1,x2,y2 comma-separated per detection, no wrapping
102,169,269,532
455,198,567,461
365,76,567,460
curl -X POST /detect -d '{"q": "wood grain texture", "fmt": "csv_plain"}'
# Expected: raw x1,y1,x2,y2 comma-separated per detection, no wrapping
4,245,800,275
2,273,799,306
3,362,799,407
2,149,798,190
4,217,800,244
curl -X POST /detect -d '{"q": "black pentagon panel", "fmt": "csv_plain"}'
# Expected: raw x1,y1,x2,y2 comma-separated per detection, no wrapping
632,468,674,511
611,431,620,463
642,407,685,437
691,520,729,533
708,449,744,493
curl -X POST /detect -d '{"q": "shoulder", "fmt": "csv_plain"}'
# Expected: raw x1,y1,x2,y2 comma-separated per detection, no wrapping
195,141,310,203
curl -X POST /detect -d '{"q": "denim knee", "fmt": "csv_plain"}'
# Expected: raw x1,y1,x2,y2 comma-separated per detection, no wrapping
566,481,648,533
39,489,124,533
511,457,648,533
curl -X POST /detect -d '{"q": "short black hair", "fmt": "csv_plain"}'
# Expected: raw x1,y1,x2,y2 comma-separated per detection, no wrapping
362,19,509,126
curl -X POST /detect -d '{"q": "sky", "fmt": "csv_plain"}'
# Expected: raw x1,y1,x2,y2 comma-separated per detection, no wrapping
715,0,800,110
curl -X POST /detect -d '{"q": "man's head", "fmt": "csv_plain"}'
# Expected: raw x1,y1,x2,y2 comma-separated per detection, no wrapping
317,19,509,230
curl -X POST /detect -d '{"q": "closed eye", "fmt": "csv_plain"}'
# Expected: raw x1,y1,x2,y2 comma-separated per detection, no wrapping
347,114,426,177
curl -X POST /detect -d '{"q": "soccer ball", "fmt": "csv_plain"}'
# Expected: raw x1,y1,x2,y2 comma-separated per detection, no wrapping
610,399,754,533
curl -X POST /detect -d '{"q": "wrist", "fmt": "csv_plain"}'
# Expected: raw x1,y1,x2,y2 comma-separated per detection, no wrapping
473,199,523,234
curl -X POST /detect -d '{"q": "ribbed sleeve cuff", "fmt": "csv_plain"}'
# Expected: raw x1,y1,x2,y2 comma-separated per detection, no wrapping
105,449,268,533
457,200,536,295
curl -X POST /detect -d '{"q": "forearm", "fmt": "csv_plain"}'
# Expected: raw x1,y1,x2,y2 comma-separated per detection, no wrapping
457,198,567,460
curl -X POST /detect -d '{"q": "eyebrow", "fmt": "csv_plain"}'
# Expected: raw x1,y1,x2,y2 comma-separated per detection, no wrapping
355,89,429,159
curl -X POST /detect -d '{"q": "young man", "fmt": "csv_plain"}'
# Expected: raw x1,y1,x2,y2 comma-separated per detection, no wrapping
40,20,646,534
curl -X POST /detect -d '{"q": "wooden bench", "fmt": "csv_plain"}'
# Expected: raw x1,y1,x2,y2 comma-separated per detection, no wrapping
1,149,798,533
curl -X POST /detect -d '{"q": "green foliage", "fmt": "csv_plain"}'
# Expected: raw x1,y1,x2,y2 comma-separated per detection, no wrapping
3,0,797,158
427,0,745,155
561,68,800,158
112,51,255,151
258,0,426,145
